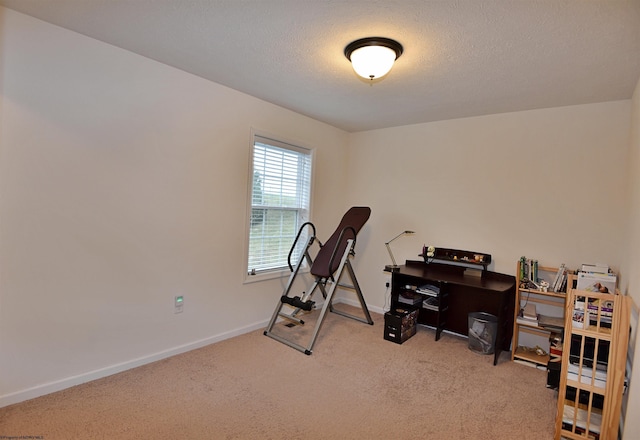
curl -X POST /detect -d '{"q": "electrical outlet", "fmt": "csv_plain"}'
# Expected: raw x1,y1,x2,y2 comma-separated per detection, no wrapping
174,295,184,314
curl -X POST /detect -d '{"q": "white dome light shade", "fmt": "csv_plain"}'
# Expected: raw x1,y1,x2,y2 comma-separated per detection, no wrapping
350,45,397,80
344,37,403,81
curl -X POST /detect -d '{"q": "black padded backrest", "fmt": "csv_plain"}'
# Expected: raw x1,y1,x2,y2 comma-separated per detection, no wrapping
310,207,371,278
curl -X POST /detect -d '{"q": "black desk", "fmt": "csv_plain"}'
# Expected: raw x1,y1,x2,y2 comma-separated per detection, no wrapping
391,260,516,365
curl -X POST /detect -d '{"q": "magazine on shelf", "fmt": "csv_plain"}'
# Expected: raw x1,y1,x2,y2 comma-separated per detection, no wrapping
567,363,607,388
581,263,609,274
572,309,588,329
574,298,613,326
422,296,439,311
571,310,610,329
586,299,614,316
576,271,617,294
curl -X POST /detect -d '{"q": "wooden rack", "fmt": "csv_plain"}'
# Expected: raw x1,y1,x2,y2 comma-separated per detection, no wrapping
554,276,630,439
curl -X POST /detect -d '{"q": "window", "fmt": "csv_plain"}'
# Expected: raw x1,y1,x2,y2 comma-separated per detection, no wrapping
247,133,312,278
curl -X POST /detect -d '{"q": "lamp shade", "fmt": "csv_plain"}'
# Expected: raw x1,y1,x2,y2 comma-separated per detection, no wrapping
350,45,397,79
344,37,403,81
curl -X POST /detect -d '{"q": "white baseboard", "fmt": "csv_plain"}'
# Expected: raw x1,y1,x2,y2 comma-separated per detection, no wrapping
0,319,269,408
1,297,384,408
337,296,385,315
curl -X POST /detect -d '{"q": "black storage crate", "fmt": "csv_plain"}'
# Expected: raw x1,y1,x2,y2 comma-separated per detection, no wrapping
384,307,419,344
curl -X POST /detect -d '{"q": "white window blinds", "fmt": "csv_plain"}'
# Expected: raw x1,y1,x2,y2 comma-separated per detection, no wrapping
248,135,312,274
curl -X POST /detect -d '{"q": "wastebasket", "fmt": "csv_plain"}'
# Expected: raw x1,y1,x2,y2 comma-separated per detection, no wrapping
468,312,498,355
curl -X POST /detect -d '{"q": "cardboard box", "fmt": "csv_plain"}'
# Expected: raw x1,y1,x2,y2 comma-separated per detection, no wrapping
384,307,419,344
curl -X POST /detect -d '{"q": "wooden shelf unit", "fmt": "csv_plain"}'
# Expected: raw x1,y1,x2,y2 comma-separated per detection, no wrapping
554,279,630,440
513,345,550,365
512,262,568,367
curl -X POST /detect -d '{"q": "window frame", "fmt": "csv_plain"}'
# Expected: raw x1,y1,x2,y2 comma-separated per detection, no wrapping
243,129,314,283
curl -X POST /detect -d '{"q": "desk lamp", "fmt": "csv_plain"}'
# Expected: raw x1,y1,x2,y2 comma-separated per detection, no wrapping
384,230,415,272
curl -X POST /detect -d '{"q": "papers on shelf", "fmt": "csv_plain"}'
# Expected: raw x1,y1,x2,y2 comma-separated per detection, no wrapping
567,363,607,388
417,283,440,297
563,402,602,435
516,316,539,326
538,314,564,331
516,313,564,331
513,359,548,370
398,290,423,305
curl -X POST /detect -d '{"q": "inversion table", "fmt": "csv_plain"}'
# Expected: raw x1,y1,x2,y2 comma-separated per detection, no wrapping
264,207,374,354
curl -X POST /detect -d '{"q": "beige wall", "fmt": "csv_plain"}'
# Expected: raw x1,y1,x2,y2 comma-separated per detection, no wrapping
346,101,630,303
622,76,640,439
0,8,349,404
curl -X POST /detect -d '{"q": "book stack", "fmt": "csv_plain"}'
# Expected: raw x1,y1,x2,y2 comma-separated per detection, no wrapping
549,333,563,361
538,314,564,333
551,263,568,293
519,256,539,282
517,303,539,327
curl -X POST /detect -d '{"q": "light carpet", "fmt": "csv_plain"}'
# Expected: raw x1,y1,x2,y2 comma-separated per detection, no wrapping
0,305,557,439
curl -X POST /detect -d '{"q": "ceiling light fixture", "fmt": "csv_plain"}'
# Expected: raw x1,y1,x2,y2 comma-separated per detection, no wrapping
344,37,403,81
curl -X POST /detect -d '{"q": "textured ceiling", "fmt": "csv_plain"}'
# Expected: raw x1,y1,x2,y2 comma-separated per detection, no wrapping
2,0,640,132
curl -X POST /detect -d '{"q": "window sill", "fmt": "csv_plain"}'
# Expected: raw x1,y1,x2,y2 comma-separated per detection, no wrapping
243,268,310,284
